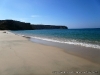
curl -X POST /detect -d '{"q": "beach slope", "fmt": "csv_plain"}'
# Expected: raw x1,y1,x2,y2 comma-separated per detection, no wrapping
0,31,100,75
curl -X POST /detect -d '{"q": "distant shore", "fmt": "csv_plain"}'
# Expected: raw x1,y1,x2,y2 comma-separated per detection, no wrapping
0,19,68,30
0,30,100,75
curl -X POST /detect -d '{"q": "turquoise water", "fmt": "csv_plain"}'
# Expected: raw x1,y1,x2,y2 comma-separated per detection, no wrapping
11,28,100,49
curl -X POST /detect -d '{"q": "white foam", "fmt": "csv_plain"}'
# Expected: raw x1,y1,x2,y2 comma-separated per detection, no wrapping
5,30,15,35
30,36,100,49
10,32,100,49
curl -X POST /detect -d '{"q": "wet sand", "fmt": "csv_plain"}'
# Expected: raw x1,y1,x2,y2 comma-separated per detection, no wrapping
0,31,100,75
30,38,100,64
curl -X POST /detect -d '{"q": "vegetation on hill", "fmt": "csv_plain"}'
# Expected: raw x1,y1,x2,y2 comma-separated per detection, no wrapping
0,20,68,30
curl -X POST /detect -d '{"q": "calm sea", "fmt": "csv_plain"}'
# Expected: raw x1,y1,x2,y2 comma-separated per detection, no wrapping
11,28,100,49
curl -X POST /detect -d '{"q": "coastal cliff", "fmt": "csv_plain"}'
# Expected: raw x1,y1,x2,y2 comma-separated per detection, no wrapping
0,19,68,30
32,25,67,30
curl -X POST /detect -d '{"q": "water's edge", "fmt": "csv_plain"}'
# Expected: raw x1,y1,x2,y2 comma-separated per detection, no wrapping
9,31,100,64
10,29,100,50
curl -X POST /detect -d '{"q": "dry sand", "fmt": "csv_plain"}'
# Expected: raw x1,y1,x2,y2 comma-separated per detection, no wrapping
0,31,100,75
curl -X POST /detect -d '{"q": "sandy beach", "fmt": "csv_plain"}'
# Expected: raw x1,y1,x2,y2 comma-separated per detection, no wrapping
0,31,100,75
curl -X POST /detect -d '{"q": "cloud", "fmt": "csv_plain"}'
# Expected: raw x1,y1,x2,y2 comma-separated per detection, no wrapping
31,15,40,18
19,19,25,22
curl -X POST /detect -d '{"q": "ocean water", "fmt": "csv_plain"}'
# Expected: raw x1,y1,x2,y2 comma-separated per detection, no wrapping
11,28,100,49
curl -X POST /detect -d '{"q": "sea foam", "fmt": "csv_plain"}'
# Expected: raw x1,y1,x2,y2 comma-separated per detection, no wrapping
30,36,100,49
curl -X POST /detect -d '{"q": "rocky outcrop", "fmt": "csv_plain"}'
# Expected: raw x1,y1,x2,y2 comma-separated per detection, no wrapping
0,19,68,30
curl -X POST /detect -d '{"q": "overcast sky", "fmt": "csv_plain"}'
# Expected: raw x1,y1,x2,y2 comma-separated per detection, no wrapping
0,0,100,28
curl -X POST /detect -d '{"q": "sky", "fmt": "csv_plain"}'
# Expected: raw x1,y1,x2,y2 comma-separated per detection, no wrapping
0,0,100,28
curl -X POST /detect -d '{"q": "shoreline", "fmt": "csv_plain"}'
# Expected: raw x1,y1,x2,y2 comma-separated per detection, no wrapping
0,30,100,75
30,38,100,64
10,30,100,50
11,31,100,64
